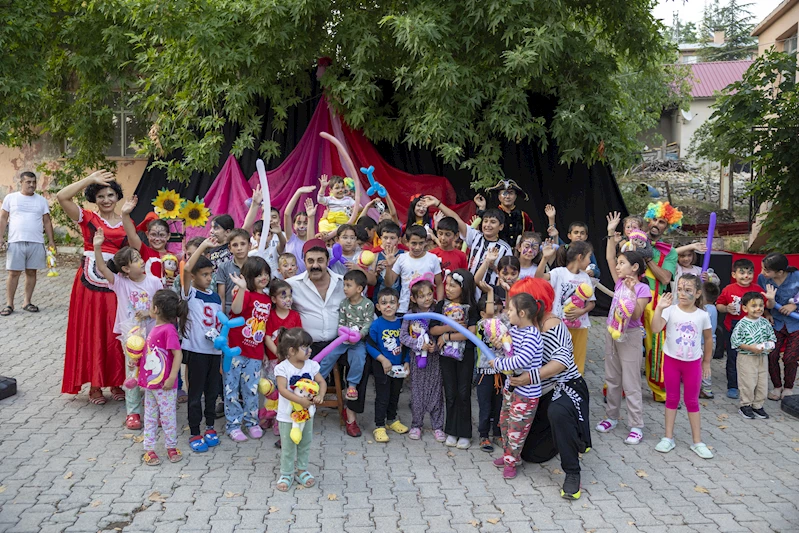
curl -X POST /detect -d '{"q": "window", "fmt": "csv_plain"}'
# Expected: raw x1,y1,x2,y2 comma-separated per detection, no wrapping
785,33,797,55
63,92,149,158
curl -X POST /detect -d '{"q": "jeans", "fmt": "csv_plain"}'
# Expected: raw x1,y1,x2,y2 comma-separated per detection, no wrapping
224,356,262,433
319,340,367,386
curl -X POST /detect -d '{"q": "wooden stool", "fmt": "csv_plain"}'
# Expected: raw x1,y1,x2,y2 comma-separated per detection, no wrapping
320,365,345,426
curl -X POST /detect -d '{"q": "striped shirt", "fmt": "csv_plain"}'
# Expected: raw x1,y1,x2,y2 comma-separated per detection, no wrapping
493,325,543,398
731,317,777,357
462,226,513,298
530,322,582,389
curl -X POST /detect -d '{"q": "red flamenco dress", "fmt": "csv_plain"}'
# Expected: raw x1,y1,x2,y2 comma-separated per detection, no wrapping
61,209,129,394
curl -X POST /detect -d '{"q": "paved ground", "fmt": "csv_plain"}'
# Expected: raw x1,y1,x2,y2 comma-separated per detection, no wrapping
1,263,799,533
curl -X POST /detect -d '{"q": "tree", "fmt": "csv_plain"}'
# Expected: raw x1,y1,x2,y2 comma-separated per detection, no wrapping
1,0,690,188
699,0,757,62
691,50,799,252
668,13,701,44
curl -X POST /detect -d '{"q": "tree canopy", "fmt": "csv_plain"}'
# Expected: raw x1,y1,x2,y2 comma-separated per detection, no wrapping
1,0,689,187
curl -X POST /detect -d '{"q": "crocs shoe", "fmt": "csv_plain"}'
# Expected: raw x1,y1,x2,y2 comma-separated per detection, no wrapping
655,437,675,453
247,425,263,439
204,429,220,447
434,430,446,442
388,420,408,434
625,428,643,445
595,419,617,433
690,442,714,459
125,414,142,430
409,428,422,440
373,427,389,443
229,429,248,442
189,435,208,453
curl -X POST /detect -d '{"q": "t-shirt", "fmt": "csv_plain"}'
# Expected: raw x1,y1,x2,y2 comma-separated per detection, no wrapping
549,267,596,329
430,247,467,276
731,317,777,356
274,359,320,423
519,264,538,280
492,325,543,399
674,264,702,285
228,291,272,360
644,245,678,294
181,286,222,354
138,323,182,389
109,272,163,335
139,244,164,281
372,250,403,303
1,192,49,243
216,259,245,314
284,234,307,274
366,316,406,366
429,299,479,360
330,250,362,277
717,283,765,331
391,252,442,313
661,305,712,361
264,309,303,360
320,195,355,215
609,279,651,330
208,244,232,271
462,226,512,297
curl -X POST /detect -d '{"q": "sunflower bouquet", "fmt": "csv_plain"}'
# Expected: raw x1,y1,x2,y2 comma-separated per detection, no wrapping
152,189,211,228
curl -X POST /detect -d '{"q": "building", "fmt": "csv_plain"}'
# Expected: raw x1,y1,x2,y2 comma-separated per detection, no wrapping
751,0,799,57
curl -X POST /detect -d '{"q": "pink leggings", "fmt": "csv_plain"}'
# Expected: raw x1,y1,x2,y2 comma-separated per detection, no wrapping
664,355,702,413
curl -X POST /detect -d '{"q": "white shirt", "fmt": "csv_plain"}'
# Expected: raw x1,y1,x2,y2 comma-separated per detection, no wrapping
549,267,596,329
1,192,49,243
180,286,222,354
391,252,442,313
274,359,320,423
286,269,346,342
661,305,712,361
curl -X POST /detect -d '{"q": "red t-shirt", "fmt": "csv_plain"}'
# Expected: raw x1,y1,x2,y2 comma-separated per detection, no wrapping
430,247,468,274
139,244,164,280
717,282,765,330
264,309,303,360
228,291,272,360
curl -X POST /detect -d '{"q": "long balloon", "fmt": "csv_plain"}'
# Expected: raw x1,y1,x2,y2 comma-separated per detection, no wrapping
701,212,716,273
404,312,497,361
312,326,361,362
320,132,359,185
256,159,271,253
774,302,799,321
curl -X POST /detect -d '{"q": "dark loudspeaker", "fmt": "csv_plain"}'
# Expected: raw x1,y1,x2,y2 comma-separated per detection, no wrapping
0,376,17,400
699,251,733,290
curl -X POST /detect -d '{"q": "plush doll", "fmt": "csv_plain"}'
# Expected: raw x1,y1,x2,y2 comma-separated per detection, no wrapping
607,296,636,341
162,253,179,280
290,378,320,444
408,319,431,368
46,247,59,277
441,303,466,360
258,378,279,423
123,326,146,389
483,317,512,356
621,229,653,261
563,283,594,329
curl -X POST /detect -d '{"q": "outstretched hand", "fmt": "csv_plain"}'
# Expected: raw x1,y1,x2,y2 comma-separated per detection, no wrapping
93,227,105,247
607,211,622,234
121,196,138,216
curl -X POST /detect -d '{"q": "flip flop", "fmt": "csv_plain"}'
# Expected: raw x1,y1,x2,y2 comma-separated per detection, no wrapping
0,306,12,316
22,304,39,313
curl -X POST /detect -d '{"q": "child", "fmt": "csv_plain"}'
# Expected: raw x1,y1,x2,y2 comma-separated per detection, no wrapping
429,269,479,449
93,228,163,430
225,257,272,441
731,292,777,419
536,240,596,374
545,208,600,279
283,186,317,274
317,174,359,233
384,225,444,314
400,276,444,442
356,217,378,252
701,281,720,399
716,258,765,399
274,328,326,491
367,288,410,442
430,216,468,276
674,243,703,284
173,237,206,293
517,232,543,279
488,292,544,479
216,229,252,314
329,224,363,276
406,194,432,230
138,289,187,466
597,232,651,445
121,196,172,282
474,283,504,452
319,270,374,401
181,240,224,452
277,253,299,281
652,274,714,459
476,179,534,246
371,222,404,300
208,215,234,270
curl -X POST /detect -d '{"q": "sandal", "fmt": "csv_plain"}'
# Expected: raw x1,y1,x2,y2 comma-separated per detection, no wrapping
167,448,183,463
345,386,358,401
0,306,12,316
110,387,126,402
276,474,293,492
22,303,39,313
295,470,315,488
89,387,107,405
143,451,161,466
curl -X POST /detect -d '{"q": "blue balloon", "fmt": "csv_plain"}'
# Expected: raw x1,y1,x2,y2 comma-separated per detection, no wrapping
774,302,799,321
361,165,387,198
404,312,496,361
216,312,246,372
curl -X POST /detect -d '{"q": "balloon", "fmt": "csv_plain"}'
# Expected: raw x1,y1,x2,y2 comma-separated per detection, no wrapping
403,312,497,361
361,165,387,198
214,312,246,372
329,243,347,269
256,159,272,253
774,302,799,321
701,212,716,273
312,326,361,363
357,250,375,268
320,132,359,186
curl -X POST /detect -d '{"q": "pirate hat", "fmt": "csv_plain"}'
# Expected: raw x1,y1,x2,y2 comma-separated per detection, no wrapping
486,179,528,201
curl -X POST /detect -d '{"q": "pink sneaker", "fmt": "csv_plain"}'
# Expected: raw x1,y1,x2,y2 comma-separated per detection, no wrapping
248,425,263,439
433,430,446,442
409,428,422,440
493,456,506,468
503,464,517,479
229,429,248,442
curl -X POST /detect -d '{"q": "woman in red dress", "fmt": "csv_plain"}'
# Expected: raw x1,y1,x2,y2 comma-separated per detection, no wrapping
58,170,129,404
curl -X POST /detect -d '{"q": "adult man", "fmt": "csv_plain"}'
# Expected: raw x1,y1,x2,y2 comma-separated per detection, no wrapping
0,171,55,316
286,239,363,437
474,179,534,247
641,202,681,402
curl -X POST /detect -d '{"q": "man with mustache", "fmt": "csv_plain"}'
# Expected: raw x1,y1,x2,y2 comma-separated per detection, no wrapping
286,239,364,437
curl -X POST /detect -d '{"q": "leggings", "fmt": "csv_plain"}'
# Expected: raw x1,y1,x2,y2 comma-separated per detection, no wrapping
663,355,702,413
768,327,799,390
143,388,178,450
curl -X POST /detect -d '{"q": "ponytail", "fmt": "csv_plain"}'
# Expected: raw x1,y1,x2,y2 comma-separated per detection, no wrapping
509,293,545,328
762,253,798,274
152,289,190,338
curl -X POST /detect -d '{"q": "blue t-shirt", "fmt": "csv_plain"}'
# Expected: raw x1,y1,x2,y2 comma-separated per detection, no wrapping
366,316,406,365
758,271,799,334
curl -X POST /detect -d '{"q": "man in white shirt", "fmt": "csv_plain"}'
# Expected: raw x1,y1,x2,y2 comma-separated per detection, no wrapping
286,238,364,437
0,172,55,315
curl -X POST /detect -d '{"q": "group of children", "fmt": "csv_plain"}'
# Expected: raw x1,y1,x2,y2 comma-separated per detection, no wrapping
96,172,799,495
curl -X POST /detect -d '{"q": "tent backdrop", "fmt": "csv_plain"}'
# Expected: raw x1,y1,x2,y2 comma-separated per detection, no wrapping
131,71,628,313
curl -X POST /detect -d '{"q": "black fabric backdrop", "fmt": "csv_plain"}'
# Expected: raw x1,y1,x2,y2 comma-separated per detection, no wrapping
132,77,628,314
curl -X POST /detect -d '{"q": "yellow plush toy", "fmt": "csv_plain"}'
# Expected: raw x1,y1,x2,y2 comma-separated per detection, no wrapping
290,378,320,444
563,282,594,329
258,378,279,420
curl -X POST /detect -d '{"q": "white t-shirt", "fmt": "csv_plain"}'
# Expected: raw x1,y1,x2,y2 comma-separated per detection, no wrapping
1,192,49,243
109,273,163,335
661,305,712,361
391,252,442,313
549,267,596,329
274,359,321,423
330,249,362,277
181,286,222,354
519,264,538,280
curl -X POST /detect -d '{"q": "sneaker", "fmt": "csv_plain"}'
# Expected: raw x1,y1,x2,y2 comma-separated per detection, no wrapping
189,435,208,453
503,464,517,479
493,456,506,467
433,430,446,442
125,413,142,430
655,437,675,453
373,427,389,443
492,435,503,448
409,428,422,440
595,419,617,433
345,419,362,438
456,438,471,449
625,428,643,445
768,387,783,401
247,425,263,439
445,435,458,447
388,420,409,434
561,473,581,500
690,442,714,459
700,389,714,399
727,388,739,399
753,407,770,419
782,388,794,398
739,405,756,419
203,429,220,447
229,429,248,442
479,438,494,452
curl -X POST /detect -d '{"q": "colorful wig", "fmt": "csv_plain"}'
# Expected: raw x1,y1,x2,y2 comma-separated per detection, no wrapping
644,202,683,234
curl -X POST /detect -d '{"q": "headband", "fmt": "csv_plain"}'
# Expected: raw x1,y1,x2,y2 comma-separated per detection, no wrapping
410,272,435,289
451,272,465,286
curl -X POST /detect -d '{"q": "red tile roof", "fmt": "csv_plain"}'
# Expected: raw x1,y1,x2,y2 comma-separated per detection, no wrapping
689,60,754,98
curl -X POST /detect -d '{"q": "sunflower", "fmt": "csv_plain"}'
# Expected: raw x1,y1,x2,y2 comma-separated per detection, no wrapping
180,197,211,227
152,189,183,219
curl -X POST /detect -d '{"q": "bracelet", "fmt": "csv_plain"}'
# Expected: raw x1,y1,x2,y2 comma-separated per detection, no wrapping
437,201,441,207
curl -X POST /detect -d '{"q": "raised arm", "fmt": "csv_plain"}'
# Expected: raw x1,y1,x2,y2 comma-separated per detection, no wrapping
345,174,363,226
184,237,218,297
650,292,672,334
423,195,466,237
92,228,115,282
229,273,247,315
56,170,115,222
384,192,400,225
606,211,622,284
283,185,316,241
316,174,330,205
120,196,143,251
474,247,500,284
535,242,556,281
243,185,263,233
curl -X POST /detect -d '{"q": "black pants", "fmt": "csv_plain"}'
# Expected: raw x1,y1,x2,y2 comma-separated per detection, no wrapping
440,349,475,438
371,359,404,427
476,372,503,438
185,350,222,435
722,321,739,390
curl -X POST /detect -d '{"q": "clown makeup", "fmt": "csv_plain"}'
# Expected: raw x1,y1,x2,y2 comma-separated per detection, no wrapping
273,287,293,312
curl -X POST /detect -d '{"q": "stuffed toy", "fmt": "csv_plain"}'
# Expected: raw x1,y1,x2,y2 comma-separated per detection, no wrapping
162,253,179,280
607,296,636,341
258,378,279,423
563,283,594,329
620,229,653,261
408,319,431,368
290,378,320,444
483,317,512,356
123,326,146,389
441,303,466,360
